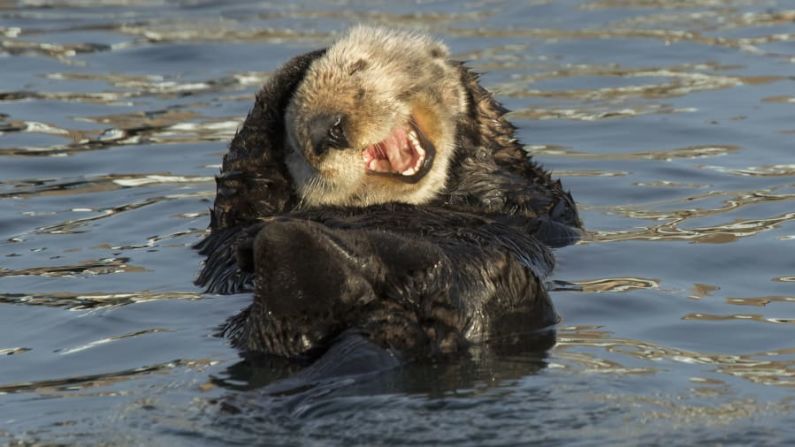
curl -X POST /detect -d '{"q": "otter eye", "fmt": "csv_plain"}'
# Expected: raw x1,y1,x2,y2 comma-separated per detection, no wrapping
328,116,345,146
308,114,348,156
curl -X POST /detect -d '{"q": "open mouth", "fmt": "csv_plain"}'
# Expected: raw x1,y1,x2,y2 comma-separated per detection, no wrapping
362,120,435,183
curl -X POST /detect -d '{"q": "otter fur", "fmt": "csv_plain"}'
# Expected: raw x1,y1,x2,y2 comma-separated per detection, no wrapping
284,27,466,207
196,26,581,362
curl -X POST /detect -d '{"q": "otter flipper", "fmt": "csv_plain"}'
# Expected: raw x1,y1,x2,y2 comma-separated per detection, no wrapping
208,49,326,232
290,204,558,279
195,49,327,291
195,223,262,294
444,64,582,231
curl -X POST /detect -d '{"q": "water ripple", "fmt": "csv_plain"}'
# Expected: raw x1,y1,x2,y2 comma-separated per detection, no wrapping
0,358,216,395
0,347,31,356
449,26,795,55
498,70,749,101
56,328,172,355
575,277,661,293
555,325,795,388
526,144,740,160
510,103,695,121
727,296,795,307
0,39,111,60
0,257,144,278
0,291,202,310
592,211,795,244
20,192,212,235
1,173,212,199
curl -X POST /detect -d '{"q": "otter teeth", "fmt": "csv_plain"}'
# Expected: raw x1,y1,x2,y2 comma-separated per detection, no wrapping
415,145,425,162
404,130,425,176
408,131,421,151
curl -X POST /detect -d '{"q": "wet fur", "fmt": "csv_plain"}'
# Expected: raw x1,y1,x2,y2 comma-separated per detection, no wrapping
214,204,558,359
196,27,581,361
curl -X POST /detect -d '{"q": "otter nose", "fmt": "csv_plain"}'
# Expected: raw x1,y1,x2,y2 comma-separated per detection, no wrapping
308,114,348,157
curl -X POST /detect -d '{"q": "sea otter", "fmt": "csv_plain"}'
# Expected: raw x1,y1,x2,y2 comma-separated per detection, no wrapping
196,26,581,362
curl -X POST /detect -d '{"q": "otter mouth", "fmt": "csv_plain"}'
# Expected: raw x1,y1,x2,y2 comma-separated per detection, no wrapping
362,121,435,184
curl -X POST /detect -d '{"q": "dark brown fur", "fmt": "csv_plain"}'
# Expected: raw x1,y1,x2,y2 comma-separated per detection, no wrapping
196,48,581,360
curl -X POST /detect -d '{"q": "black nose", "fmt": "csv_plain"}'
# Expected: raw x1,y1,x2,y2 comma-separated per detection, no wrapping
308,114,348,157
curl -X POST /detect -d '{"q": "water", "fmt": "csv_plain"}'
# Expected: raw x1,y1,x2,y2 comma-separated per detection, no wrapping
1,0,794,444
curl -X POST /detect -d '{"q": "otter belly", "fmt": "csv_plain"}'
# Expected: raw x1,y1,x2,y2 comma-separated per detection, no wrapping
217,204,559,362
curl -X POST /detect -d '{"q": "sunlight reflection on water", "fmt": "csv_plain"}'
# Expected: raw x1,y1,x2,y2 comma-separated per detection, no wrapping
1,0,794,444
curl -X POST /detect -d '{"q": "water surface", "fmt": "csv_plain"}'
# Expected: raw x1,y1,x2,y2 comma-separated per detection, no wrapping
1,0,794,445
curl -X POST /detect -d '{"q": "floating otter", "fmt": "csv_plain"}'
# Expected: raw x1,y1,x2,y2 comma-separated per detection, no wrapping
196,26,581,362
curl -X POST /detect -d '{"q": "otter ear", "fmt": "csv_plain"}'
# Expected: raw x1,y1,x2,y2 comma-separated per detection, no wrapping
210,49,326,231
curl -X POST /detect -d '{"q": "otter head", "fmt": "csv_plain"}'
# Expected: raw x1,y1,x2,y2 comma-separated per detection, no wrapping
284,26,467,207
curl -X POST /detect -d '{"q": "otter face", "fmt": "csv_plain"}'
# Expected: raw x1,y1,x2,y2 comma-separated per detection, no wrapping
284,26,467,207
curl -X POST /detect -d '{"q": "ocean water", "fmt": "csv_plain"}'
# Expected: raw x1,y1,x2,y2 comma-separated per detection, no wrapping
1,0,794,445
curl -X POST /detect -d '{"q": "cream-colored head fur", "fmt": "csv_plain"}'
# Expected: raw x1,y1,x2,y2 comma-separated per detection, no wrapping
284,25,468,207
